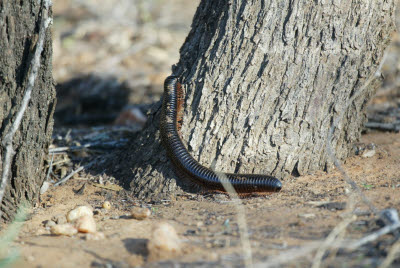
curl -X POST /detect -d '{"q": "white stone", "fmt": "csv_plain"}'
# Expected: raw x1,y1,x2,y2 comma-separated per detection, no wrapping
147,222,181,254
51,224,78,236
76,215,96,233
67,206,93,222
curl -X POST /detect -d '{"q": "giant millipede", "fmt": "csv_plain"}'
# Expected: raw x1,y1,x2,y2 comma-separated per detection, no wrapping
160,75,282,193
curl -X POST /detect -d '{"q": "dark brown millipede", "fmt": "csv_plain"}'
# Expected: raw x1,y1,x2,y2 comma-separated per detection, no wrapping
160,75,282,193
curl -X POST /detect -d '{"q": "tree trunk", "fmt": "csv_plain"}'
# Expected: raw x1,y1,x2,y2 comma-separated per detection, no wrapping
111,0,395,201
0,1,55,221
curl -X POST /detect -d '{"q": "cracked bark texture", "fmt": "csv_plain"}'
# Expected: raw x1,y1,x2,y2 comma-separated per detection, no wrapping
121,0,395,201
0,1,55,221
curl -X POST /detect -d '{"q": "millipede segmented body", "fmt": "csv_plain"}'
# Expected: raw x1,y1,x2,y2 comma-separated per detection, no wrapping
160,75,282,193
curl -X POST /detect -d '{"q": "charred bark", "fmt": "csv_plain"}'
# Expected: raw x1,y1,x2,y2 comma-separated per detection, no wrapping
0,1,55,221
111,0,395,201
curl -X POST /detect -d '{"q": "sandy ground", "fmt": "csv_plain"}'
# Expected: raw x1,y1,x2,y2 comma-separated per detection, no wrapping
0,132,396,267
1,0,400,267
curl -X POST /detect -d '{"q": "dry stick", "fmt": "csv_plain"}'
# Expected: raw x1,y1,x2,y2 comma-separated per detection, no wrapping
348,222,400,250
48,139,126,153
214,171,253,268
0,1,53,219
257,223,400,268
312,188,358,268
44,158,70,169
53,158,98,187
53,166,85,186
48,144,92,153
254,242,323,268
311,215,357,268
379,238,400,268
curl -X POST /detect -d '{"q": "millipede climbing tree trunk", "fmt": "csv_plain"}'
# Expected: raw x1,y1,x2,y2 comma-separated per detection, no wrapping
116,0,395,201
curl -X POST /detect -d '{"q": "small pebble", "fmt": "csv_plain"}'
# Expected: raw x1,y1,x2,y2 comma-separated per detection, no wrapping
131,207,151,220
102,201,111,210
75,215,96,233
67,206,93,222
44,220,56,228
40,181,51,194
362,149,376,158
86,232,105,240
51,224,78,236
147,222,181,256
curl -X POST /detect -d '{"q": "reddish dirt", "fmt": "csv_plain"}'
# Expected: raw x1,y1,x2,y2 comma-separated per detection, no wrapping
1,132,396,267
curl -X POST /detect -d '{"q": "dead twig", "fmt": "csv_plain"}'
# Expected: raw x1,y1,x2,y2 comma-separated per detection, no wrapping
252,218,400,268
379,238,400,268
348,222,400,250
0,0,53,218
53,166,84,186
48,140,128,154
311,215,357,268
44,158,70,169
364,122,400,132
311,191,358,268
254,219,400,267
254,241,322,268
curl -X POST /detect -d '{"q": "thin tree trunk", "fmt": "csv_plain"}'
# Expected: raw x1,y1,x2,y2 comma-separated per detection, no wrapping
0,0,55,221
108,0,395,201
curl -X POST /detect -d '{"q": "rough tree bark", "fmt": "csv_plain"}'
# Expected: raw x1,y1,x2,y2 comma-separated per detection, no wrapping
112,0,395,201
0,1,55,221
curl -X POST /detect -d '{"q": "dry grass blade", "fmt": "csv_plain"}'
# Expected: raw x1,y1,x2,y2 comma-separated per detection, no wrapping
214,171,253,268
254,241,321,268
379,239,400,268
311,215,357,268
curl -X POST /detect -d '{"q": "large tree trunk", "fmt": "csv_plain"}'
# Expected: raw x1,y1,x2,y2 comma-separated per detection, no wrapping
111,0,395,201
0,1,55,221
